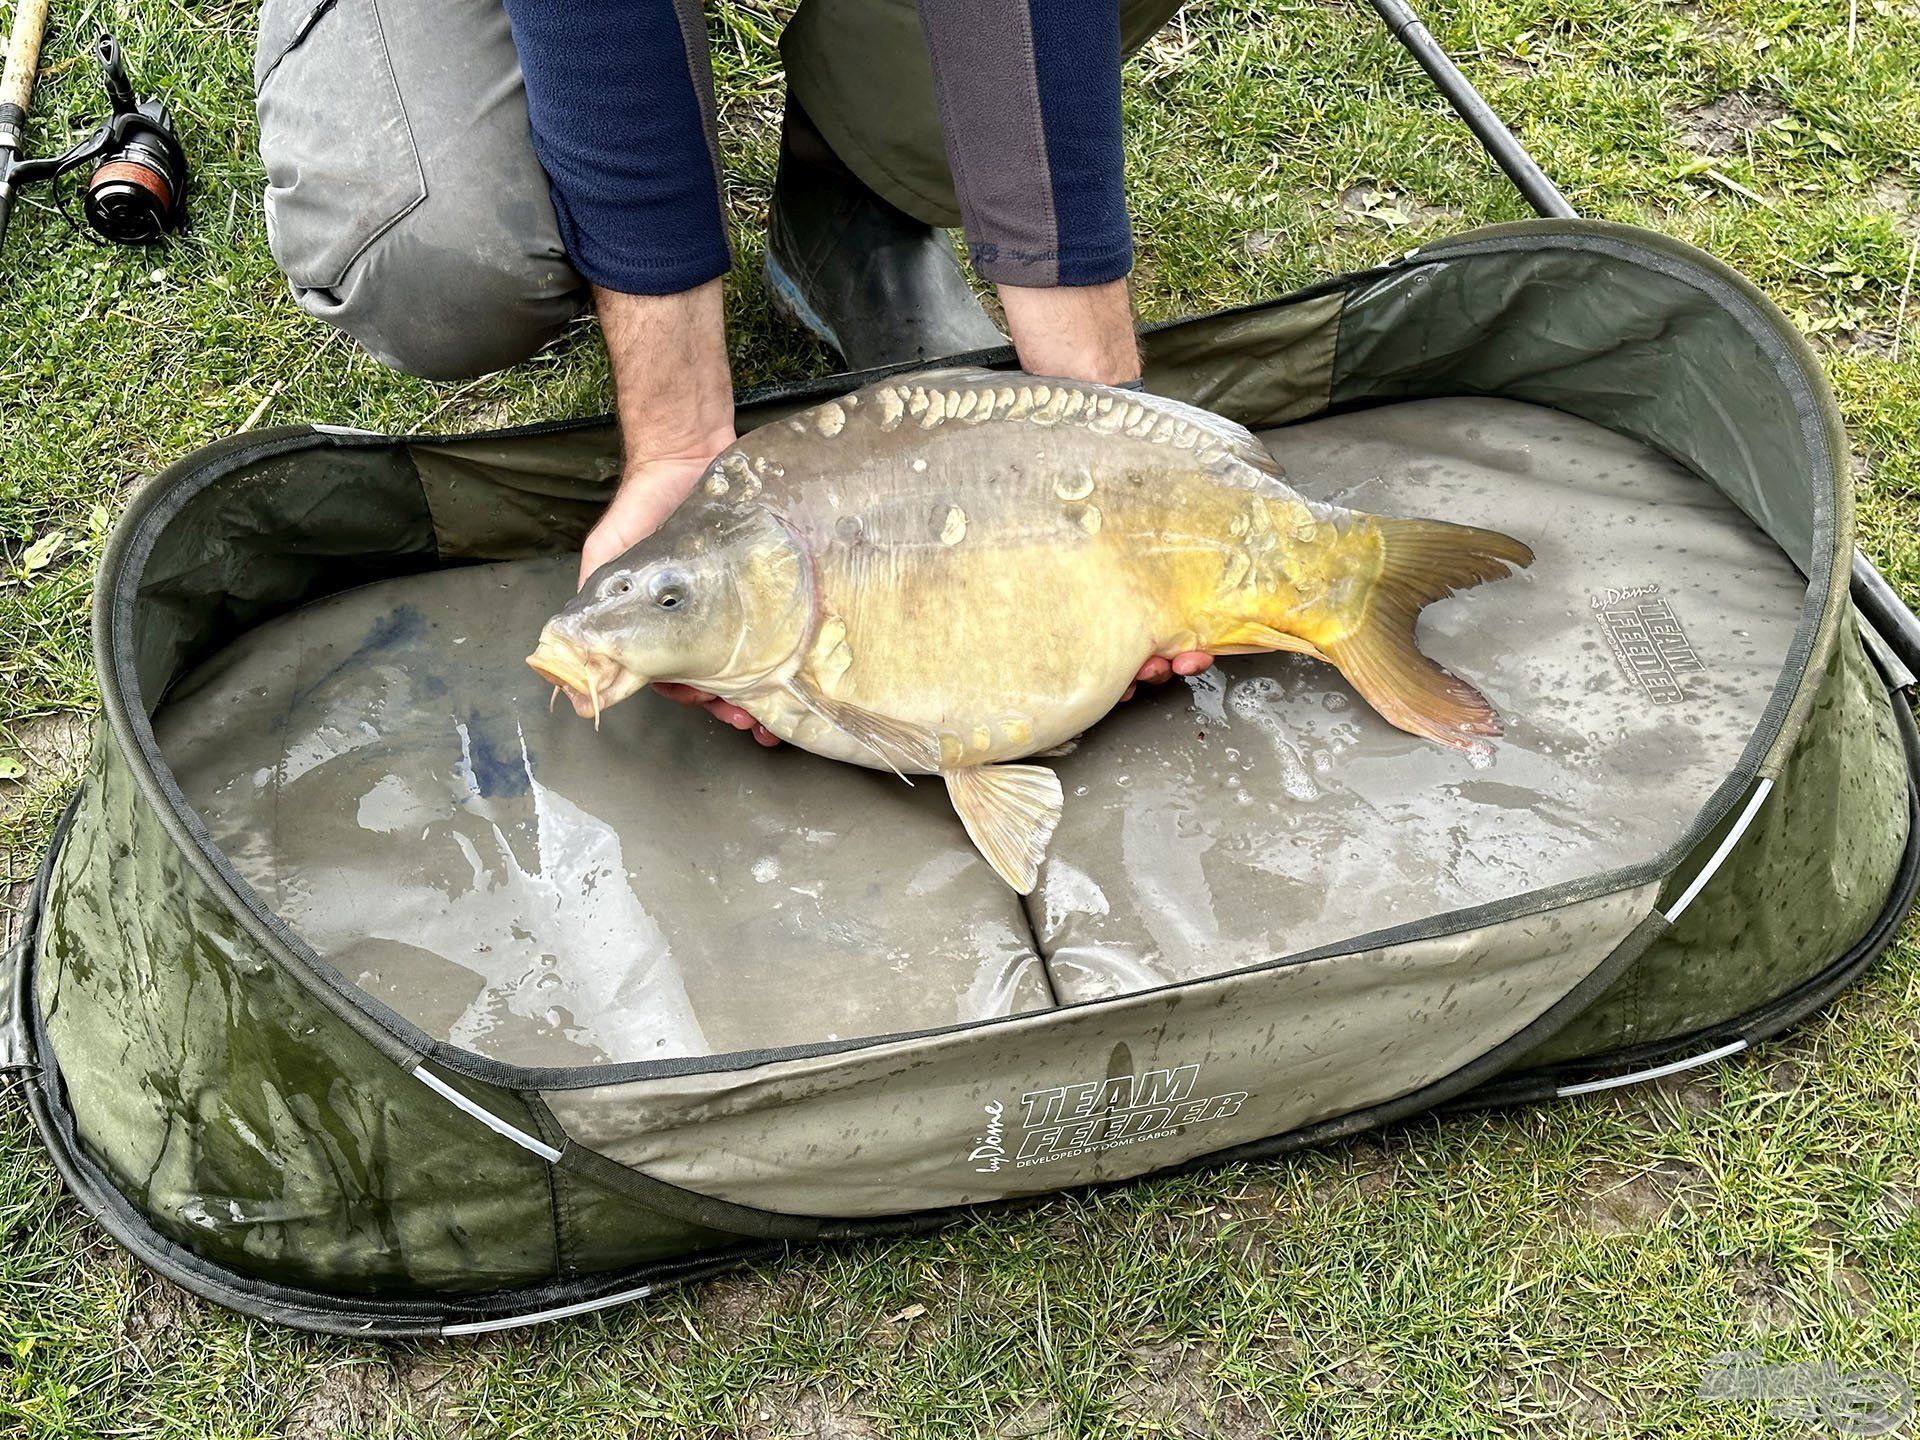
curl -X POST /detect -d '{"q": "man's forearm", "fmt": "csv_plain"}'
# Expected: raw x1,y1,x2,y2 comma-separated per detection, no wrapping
579,281,736,581
598,280,736,463
998,278,1140,385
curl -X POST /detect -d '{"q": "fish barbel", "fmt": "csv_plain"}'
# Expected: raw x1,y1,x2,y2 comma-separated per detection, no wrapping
528,367,1532,892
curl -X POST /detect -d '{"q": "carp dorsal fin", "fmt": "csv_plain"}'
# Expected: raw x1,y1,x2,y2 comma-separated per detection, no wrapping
1126,390,1285,478
894,364,1005,388
782,675,943,782
945,764,1064,895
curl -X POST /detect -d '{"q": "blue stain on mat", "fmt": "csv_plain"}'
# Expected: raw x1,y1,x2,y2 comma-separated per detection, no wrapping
455,713,533,800
293,605,431,706
362,605,428,653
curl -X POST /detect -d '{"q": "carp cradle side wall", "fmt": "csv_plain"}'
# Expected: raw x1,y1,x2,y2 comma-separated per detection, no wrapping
6,221,1918,1336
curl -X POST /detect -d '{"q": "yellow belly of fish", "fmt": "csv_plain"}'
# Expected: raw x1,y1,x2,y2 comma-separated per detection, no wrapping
740,534,1185,770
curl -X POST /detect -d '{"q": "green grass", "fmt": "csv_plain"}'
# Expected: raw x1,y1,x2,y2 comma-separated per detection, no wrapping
3,0,1918,1435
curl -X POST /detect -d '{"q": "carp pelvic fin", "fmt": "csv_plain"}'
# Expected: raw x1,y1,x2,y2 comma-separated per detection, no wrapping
783,677,943,781
1323,516,1534,751
946,764,1064,895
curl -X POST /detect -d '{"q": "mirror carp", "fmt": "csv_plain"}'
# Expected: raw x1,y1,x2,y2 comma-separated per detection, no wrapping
529,367,1532,892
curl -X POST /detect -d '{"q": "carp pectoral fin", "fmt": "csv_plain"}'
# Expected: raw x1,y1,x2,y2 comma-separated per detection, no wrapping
782,677,943,780
946,764,1064,895
1323,515,1533,751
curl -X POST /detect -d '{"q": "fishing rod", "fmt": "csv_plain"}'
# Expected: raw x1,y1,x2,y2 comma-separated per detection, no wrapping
0,3,188,252
0,0,50,242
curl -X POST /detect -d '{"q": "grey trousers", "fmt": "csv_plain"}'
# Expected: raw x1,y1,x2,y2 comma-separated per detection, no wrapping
255,0,1181,380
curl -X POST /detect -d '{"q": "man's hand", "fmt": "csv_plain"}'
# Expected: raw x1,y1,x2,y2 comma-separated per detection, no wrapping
652,682,780,746
1001,278,1217,696
579,450,725,585
588,281,780,746
1126,651,1214,701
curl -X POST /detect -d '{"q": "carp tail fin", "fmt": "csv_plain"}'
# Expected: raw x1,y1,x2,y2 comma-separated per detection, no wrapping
1321,517,1533,751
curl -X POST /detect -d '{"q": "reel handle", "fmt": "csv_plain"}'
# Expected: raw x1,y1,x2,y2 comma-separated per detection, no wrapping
95,35,137,115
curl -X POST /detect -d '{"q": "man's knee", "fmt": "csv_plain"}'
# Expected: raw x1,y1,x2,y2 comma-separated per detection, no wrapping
255,0,582,379
274,213,584,381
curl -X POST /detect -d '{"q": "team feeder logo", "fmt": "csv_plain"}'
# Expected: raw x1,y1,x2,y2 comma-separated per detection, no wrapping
1592,584,1706,706
968,1064,1249,1172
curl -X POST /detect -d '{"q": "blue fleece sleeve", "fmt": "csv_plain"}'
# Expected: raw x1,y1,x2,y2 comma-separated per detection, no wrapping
918,0,1134,288
501,0,730,295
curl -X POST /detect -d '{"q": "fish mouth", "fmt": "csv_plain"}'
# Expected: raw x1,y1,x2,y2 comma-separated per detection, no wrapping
526,634,646,728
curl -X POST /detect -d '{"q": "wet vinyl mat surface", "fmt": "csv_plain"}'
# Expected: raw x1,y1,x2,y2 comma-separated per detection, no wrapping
156,398,1808,1063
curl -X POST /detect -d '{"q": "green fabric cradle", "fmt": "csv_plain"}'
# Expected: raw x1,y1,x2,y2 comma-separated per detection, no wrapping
6,221,1916,1336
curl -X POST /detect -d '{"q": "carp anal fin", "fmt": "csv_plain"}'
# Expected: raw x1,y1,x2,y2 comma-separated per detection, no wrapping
1199,620,1328,660
1322,516,1534,751
782,677,943,781
945,764,1063,895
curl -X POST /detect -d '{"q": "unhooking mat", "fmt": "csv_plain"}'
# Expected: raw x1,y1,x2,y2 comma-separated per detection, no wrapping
155,397,1808,1065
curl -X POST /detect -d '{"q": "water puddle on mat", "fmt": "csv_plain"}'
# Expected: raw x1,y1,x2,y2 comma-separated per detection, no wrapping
355,716,711,1062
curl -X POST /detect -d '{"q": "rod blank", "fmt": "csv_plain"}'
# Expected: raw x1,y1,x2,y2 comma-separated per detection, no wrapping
1365,0,1574,221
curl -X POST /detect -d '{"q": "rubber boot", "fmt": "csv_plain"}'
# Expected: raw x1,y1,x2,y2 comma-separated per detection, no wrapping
764,100,1006,370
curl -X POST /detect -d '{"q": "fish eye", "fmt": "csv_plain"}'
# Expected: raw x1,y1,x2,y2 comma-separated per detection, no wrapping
648,569,691,610
598,570,636,601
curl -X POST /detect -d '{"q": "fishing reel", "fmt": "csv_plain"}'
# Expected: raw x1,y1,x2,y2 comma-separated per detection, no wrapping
0,36,188,248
